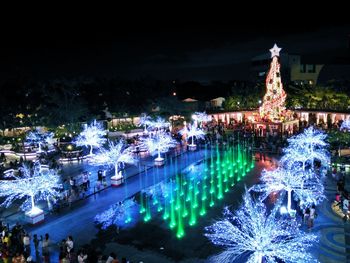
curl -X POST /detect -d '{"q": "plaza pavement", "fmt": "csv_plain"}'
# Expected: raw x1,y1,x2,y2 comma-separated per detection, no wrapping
3,147,350,262
310,174,350,262
20,146,208,262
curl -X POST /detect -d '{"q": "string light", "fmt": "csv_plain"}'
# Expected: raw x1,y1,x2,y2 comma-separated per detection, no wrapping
140,132,177,161
0,164,62,212
75,120,107,155
90,140,138,177
205,190,318,263
179,125,205,146
259,43,287,122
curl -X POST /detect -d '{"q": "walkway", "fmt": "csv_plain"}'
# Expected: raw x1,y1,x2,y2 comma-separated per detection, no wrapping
23,148,207,262
311,174,350,262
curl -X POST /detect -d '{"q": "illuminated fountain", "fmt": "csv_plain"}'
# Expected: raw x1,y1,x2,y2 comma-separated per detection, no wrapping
139,142,254,239
179,125,205,151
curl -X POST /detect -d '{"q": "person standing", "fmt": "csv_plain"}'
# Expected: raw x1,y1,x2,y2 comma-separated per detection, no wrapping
308,204,316,229
303,207,310,225
42,233,50,259
343,197,349,220
23,232,31,256
33,234,40,252
78,249,88,263
66,236,74,256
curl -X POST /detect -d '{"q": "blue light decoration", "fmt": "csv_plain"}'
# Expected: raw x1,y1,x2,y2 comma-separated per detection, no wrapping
179,125,205,147
75,120,106,155
90,140,137,178
26,129,55,152
94,197,138,229
0,164,62,213
205,190,318,263
250,167,325,211
147,116,170,131
140,132,177,162
282,126,329,171
138,113,152,132
340,119,350,131
192,112,212,128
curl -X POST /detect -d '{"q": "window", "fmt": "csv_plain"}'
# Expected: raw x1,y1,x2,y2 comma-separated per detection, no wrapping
307,64,316,73
300,64,306,73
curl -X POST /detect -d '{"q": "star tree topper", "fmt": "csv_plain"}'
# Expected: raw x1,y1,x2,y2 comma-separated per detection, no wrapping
270,43,282,58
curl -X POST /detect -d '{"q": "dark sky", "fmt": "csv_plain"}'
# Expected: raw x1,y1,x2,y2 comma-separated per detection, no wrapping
1,14,349,83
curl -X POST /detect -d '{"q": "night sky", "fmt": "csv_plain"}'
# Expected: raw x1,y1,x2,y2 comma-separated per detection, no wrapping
1,15,349,83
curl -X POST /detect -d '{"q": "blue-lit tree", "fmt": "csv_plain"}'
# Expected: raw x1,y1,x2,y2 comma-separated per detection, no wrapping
26,129,55,153
250,167,325,211
138,113,152,132
340,119,350,131
280,145,329,173
148,117,170,131
26,130,43,151
0,164,62,213
75,120,107,155
94,197,137,229
141,132,177,162
286,126,329,169
205,190,318,263
44,132,56,146
179,125,205,147
193,112,212,127
90,140,137,179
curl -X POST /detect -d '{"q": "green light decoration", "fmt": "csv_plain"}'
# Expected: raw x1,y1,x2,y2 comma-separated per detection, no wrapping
176,203,185,238
141,143,254,239
170,194,176,229
144,194,152,222
182,193,188,218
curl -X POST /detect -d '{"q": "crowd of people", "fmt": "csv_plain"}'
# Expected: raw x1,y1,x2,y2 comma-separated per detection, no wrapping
333,166,350,221
0,222,137,263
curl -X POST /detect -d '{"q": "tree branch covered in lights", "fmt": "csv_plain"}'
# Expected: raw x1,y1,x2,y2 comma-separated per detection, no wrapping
285,126,329,169
250,167,325,210
205,190,318,263
193,112,212,127
147,117,170,130
75,120,107,155
138,113,152,132
140,132,177,160
94,197,137,229
90,140,137,178
0,164,62,212
26,129,55,152
288,126,327,150
281,145,329,172
340,119,350,131
179,125,205,146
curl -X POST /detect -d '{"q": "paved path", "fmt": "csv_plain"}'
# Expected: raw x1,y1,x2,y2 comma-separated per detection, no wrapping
310,174,350,263
7,148,349,263
23,148,207,262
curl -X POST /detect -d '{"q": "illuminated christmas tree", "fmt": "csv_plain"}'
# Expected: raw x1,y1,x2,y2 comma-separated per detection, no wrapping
259,44,287,121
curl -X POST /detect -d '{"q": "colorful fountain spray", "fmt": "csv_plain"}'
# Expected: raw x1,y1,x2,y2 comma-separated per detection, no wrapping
141,141,254,238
